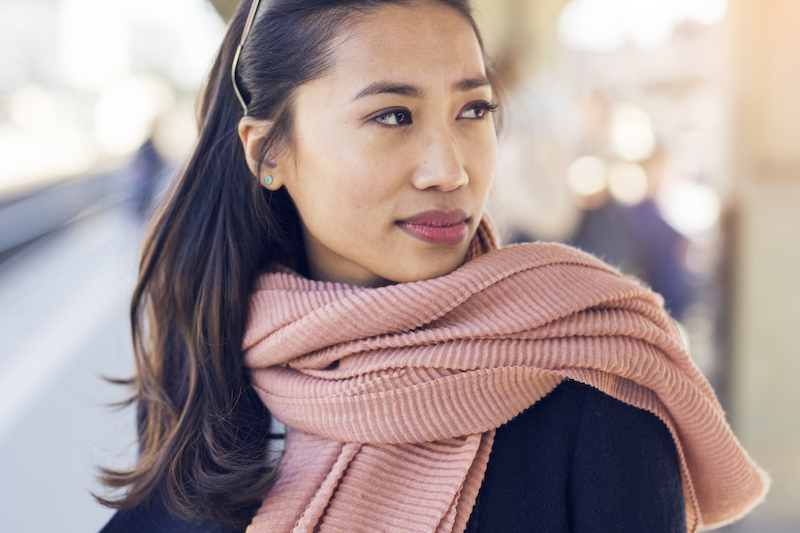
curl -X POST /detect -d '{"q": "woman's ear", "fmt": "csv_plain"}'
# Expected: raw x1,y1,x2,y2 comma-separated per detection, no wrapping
238,117,282,190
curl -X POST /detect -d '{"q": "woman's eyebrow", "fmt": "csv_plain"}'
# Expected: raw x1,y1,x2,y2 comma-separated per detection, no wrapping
455,76,491,92
352,82,423,101
352,76,491,102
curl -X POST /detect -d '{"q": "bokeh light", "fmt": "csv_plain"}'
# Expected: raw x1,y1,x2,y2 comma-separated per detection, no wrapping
623,0,675,50
657,180,721,238
611,104,656,162
608,161,649,205
567,156,608,197
557,0,627,52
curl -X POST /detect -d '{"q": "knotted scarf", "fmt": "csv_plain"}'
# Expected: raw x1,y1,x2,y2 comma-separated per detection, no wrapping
242,218,768,533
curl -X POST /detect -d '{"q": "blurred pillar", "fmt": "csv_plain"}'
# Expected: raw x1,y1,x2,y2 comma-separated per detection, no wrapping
729,0,800,520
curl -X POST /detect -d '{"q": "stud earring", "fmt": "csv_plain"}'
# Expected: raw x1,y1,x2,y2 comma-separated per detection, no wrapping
264,175,273,186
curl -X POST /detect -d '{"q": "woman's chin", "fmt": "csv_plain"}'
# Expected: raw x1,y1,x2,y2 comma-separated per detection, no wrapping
381,250,470,284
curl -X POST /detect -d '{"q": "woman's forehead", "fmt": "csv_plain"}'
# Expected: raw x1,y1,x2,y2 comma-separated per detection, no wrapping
325,2,486,94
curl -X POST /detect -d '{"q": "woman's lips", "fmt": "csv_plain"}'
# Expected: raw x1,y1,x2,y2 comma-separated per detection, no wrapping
397,209,468,246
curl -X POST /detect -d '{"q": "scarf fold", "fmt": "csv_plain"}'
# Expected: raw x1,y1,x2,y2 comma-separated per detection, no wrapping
243,217,768,533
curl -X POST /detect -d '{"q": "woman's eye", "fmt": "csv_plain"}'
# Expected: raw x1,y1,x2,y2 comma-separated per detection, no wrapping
375,109,412,126
459,101,499,119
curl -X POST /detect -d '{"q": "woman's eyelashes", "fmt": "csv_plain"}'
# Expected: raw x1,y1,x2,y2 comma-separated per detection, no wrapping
459,101,499,119
375,108,412,126
371,101,498,126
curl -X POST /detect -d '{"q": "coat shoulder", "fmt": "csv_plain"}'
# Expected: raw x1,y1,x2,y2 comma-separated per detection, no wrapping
98,496,243,533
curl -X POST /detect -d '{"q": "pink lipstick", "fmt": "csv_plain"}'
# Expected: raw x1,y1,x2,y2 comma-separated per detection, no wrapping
397,209,468,246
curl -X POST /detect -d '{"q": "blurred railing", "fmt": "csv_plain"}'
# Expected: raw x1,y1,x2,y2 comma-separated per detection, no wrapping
0,173,117,257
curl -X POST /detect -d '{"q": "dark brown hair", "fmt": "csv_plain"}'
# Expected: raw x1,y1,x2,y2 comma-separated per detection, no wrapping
98,0,493,529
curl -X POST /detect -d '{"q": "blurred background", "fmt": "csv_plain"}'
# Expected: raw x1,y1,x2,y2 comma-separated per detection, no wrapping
0,0,797,531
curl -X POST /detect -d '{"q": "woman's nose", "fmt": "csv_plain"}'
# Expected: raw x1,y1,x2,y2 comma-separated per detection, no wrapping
410,129,469,192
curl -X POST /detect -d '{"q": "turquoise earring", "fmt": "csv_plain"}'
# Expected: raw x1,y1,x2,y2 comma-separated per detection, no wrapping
264,175,273,186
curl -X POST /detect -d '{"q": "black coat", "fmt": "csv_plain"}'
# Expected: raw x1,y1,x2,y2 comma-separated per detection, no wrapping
100,380,685,532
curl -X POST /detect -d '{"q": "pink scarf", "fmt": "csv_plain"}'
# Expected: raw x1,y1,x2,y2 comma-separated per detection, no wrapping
242,218,767,533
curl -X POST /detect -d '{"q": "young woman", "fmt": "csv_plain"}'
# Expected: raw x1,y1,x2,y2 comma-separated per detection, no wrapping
98,1,768,532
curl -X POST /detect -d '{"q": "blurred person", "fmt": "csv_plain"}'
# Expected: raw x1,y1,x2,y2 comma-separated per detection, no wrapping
123,137,168,220
566,150,691,320
567,201,691,319
96,1,767,532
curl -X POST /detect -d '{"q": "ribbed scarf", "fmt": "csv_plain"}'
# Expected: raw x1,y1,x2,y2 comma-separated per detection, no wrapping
242,218,767,533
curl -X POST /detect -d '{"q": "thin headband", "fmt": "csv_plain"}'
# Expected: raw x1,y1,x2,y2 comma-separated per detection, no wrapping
231,0,263,115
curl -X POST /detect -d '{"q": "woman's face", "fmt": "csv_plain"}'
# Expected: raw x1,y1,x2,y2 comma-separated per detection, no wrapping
244,2,498,287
